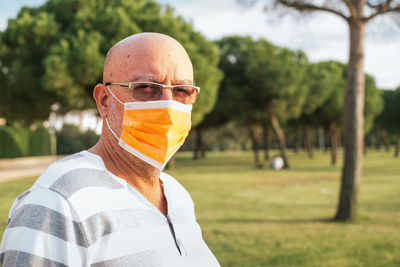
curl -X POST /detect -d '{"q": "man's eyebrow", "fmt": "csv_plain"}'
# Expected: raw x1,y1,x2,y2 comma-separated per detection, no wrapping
132,75,162,83
174,79,194,85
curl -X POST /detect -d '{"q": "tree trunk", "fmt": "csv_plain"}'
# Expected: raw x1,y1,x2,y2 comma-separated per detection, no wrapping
267,105,290,169
335,17,366,221
303,126,314,158
380,129,391,152
248,121,262,168
325,126,331,153
318,127,325,151
294,136,301,154
193,126,204,160
395,137,400,158
262,124,270,160
330,121,338,166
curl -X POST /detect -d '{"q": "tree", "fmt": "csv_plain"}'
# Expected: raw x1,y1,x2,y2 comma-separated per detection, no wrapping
254,0,400,221
288,61,341,158
246,39,307,168
216,36,307,168
216,36,265,167
0,0,222,128
375,87,400,156
304,62,383,165
312,61,347,165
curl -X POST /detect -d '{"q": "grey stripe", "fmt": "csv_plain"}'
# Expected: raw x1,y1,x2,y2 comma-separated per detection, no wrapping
50,168,124,198
91,250,162,267
0,250,68,267
17,190,31,200
84,209,167,245
7,204,89,248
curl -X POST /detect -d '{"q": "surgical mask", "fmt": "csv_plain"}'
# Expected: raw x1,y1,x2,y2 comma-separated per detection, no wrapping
105,86,192,170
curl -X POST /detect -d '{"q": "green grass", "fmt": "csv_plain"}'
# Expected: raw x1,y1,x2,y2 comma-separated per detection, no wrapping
1,150,399,266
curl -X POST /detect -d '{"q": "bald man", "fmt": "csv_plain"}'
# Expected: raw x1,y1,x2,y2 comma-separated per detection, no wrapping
0,33,220,267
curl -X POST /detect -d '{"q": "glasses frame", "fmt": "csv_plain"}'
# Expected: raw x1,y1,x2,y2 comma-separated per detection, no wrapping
105,81,200,104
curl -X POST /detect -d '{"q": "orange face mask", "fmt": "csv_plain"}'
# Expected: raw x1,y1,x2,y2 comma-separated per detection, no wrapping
106,86,192,170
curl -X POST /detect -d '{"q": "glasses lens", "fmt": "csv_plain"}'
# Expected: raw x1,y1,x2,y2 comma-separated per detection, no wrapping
173,86,198,104
131,82,198,104
132,83,162,101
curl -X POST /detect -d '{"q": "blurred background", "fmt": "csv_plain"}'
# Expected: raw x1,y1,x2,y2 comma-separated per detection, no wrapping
0,0,399,266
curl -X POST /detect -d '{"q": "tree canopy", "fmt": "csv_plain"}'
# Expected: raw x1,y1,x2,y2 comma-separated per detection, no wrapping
0,0,222,127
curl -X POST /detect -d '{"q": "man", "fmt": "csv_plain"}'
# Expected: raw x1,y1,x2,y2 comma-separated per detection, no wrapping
0,33,220,267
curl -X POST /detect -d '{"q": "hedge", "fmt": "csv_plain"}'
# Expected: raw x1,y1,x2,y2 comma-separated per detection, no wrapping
0,126,56,158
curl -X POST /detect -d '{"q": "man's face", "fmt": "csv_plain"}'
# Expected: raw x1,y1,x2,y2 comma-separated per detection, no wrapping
103,34,195,145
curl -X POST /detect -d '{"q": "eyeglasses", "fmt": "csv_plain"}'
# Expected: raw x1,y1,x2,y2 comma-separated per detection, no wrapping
105,81,200,104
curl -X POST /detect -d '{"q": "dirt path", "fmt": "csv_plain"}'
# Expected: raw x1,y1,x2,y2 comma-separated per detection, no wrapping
0,155,65,182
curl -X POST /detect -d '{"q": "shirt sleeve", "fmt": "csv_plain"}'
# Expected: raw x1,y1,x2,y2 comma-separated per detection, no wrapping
0,186,89,266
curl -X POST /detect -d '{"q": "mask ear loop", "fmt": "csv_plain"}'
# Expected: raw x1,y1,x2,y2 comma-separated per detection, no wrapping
105,86,124,141
105,118,120,141
106,86,125,105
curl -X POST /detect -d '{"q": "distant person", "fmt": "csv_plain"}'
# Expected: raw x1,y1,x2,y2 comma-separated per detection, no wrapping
0,33,220,267
271,155,284,170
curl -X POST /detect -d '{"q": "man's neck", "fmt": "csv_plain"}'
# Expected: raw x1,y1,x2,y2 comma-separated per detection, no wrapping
90,137,161,183
88,137,168,216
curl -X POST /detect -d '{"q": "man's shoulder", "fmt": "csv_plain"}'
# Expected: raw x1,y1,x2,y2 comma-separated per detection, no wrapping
34,151,107,189
11,151,129,221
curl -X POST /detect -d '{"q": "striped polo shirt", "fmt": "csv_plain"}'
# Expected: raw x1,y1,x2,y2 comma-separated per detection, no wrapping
0,151,220,266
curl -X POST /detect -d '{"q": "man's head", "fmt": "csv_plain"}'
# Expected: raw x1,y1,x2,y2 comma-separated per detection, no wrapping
92,32,194,173
94,32,194,120
103,33,194,87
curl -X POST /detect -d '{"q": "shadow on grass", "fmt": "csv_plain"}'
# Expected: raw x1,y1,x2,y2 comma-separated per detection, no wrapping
199,217,335,224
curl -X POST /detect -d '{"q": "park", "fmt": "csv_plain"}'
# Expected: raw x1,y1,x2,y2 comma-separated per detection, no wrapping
1,0,400,266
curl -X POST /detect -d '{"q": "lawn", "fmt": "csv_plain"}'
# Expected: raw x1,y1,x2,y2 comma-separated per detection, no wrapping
1,150,399,266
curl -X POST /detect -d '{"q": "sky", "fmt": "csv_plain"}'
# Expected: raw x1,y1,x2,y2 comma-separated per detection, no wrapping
1,0,399,89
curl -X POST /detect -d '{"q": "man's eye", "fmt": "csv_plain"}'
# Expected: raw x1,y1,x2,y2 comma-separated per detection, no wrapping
134,84,159,92
174,87,191,95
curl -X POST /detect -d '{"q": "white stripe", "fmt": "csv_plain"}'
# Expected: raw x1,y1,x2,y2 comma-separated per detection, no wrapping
119,139,164,170
175,223,203,243
33,156,104,189
0,227,87,266
9,187,75,221
88,225,180,263
68,187,147,220
124,100,192,113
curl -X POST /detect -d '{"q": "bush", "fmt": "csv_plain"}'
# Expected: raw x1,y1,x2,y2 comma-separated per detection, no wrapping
0,126,56,158
56,124,99,154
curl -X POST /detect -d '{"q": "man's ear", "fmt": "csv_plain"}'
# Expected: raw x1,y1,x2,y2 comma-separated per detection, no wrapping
93,84,110,118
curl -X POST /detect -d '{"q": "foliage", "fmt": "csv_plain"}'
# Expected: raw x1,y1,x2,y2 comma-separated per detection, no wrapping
0,0,222,127
0,126,55,158
55,124,99,154
303,62,383,135
308,61,347,127
364,74,383,134
215,36,307,125
246,40,307,121
375,87,400,135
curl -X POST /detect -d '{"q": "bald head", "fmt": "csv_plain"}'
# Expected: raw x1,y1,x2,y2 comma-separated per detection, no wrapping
103,33,194,86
